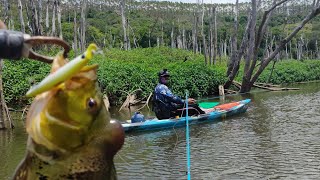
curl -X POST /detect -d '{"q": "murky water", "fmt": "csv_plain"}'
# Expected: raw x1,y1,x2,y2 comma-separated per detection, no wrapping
1,82,320,179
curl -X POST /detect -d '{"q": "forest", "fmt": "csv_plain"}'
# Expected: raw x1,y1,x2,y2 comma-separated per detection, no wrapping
1,0,319,59
1,1,320,178
1,0,320,104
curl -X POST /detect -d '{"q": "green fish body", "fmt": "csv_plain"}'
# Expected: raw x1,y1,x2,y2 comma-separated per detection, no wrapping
13,46,124,180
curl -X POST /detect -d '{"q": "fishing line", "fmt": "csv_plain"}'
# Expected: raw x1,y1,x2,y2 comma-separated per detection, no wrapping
171,102,186,155
117,153,131,166
185,91,191,180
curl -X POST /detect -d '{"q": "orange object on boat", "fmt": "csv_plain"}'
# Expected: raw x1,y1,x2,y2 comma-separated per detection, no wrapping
214,102,240,110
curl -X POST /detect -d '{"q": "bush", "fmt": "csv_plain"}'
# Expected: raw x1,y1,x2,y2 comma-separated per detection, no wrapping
3,47,226,106
3,47,320,107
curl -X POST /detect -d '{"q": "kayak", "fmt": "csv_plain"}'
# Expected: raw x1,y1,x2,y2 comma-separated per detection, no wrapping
122,99,251,133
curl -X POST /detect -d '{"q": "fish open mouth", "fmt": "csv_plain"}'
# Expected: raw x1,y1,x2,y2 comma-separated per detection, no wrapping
26,44,98,97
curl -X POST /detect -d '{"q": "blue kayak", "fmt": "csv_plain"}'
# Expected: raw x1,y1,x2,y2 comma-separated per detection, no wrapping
122,99,251,133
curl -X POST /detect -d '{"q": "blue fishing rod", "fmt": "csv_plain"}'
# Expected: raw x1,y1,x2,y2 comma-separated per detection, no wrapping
185,91,191,180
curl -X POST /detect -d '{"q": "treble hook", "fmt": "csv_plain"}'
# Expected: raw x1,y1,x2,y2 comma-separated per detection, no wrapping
0,29,70,63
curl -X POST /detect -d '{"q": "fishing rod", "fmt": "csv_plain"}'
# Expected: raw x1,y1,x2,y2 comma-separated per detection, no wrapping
185,91,191,180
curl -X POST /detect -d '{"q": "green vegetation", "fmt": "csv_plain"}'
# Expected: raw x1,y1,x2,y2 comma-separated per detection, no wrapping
3,47,320,107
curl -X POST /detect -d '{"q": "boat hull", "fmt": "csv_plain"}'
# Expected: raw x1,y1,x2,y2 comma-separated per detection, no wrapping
122,99,251,133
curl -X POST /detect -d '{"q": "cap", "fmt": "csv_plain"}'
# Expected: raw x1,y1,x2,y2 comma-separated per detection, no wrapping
158,69,170,77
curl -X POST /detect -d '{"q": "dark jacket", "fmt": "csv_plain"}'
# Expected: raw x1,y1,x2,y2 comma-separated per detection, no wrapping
152,83,184,119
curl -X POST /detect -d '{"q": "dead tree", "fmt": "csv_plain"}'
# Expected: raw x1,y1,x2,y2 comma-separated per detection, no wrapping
80,0,87,51
316,40,320,59
73,4,78,55
213,5,218,64
24,0,33,33
201,2,208,64
171,22,175,48
38,0,44,35
3,0,9,25
30,0,42,35
45,0,50,35
18,0,25,33
52,0,57,36
209,7,214,65
182,27,186,49
57,0,63,39
227,0,239,76
161,19,164,46
177,19,183,49
0,22,14,130
120,0,129,50
192,10,199,54
225,0,320,93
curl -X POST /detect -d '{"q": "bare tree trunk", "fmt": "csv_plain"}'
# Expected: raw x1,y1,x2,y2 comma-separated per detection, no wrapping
128,24,138,48
3,0,9,25
80,0,87,51
224,8,251,89
149,29,151,47
38,0,43,35
247,2,320,92
30,0,41,35
316,40,319,59
289,40,292,59
4,0,15,30
52,0,57,36
171,22,175,48
227,0,239,76
201,2,208,64
73,7,78,56
24,1,33,33
209,7,214,65
0,22,13,129
241,0,257,92
182,27,186,49
223,40,227,57
126,19,131,50
177,18,183,49
45,0,49,35
161,19,164,46
192,11,198,54
120,0,128,50
0,60,5,129
57,0,63,39
297,39,302,60
213,6,218,64
18,0,25,33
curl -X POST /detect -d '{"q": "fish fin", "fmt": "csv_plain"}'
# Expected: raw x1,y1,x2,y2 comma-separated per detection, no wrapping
12,153,32,180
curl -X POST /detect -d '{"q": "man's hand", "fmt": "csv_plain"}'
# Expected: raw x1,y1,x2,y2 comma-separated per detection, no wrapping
187,98,196,104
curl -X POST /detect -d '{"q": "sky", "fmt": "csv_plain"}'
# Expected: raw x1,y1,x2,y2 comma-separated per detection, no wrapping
150,0,250,4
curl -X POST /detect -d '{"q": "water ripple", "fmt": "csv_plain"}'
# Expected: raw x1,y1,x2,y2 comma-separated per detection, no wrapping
115,83,320,179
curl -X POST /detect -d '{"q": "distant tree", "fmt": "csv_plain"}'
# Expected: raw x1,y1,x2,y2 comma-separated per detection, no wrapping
225,0,320,93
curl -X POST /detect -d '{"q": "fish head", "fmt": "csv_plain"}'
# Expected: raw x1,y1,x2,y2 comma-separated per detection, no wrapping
26,45,124,155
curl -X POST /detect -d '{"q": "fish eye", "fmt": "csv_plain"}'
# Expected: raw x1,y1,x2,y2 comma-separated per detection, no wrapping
87,98,97,108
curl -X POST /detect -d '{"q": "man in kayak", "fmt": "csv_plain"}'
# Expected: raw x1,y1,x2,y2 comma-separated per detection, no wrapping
152,69,205,120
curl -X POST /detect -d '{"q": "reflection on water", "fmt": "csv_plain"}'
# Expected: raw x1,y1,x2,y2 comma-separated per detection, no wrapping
0,113,27,180
1,82,320,179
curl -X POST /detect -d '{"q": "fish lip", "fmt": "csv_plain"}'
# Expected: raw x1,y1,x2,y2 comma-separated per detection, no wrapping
45,110,81,131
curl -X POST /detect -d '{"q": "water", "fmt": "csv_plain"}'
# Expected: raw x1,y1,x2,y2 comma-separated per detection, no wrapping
1,82,320,179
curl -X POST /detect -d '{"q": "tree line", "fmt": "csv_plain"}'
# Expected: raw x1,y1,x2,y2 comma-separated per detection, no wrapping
1,0,320,92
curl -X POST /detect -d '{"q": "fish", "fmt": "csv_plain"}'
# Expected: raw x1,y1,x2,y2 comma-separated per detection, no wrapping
13,44,125,180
